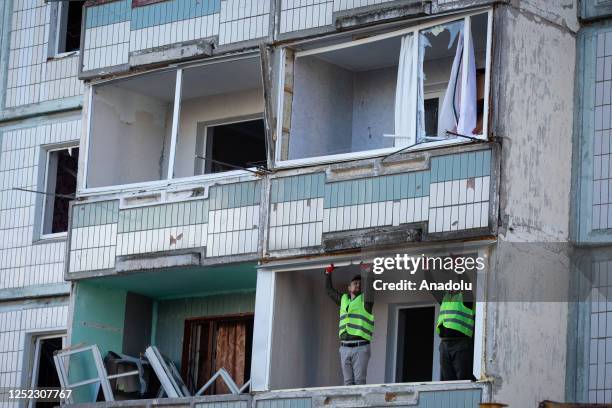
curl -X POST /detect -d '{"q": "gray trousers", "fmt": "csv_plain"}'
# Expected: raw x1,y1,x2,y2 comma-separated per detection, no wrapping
339,344,370,385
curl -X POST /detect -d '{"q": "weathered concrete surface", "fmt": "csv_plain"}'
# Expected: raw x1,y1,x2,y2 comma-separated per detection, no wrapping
487,3,576,406
517,0,579,34
494,5,575,242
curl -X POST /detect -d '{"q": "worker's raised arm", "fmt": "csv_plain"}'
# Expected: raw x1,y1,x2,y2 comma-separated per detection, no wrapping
424,267,445,304
325,265,342,305
361,263,374,314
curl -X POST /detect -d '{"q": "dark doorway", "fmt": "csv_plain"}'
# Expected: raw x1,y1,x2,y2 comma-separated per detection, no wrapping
35,337,63,408
181,314,254,394
200,119,266,174
395,306,435,382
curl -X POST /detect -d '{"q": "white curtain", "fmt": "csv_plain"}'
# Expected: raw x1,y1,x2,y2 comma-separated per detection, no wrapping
438,28,477,137
394,33,418,147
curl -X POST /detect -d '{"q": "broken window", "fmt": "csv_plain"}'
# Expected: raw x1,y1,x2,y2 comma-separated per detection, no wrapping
87,57,266,189
27,335,64,408
181,315,254,394
278,11,490,163
53,0,85,54
173,57,266,178
42,147,78,236
87,70,176,188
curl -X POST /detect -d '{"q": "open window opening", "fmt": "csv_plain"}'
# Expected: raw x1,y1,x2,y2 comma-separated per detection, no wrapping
195,119,266,174
27,335,65,408
53,0,85,55
173,57,266,179
87,56,266,190
182,315,254,394
278,11,490,164
42,146,79,236
87,70,176,188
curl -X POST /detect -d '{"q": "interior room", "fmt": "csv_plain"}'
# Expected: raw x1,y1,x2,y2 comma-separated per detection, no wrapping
268,262,479,389
67,264,257,402
87,70,176,188
173,56,266,178
286,13,489,161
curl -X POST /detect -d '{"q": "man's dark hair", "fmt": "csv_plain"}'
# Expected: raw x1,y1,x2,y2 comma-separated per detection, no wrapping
351,274,362,283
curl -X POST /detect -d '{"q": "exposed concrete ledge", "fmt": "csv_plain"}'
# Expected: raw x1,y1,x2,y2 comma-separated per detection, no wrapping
0,282,71,301
0,96,83,123
129,38,215,69
116,252,201,272
334,0,431,30
323,224,423,252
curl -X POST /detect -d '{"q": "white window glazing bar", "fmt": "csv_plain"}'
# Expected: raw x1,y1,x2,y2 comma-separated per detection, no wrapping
482,10,493,139
167,69,183,180
460,15,472,135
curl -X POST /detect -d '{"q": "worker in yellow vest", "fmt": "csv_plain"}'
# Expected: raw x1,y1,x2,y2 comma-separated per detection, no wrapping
325,264,374,385
432,272,475,381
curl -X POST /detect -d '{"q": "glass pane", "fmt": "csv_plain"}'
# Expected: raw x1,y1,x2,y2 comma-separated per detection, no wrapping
419,19,464,139
87,70,176,188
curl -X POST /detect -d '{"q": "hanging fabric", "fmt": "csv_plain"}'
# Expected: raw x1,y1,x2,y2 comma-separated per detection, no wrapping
416,34,427,143
394,33,418,147
439,24,477,137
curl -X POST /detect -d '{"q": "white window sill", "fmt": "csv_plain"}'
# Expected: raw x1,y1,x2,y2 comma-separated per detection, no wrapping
78,169,258,198
38,232,68,241
273,136,483,169
47,50,79,61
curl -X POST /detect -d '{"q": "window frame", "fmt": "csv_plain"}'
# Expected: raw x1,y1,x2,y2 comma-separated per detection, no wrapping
48,0,83,58
41,144,79,240
24,332,67,408
274,8,493,168
195,114,266,176
81,53,265,195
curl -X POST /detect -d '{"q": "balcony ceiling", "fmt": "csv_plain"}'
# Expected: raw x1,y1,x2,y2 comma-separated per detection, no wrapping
87,262,257,299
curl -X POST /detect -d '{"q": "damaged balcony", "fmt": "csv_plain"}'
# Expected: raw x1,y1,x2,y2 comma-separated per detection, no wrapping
68,55,266,279
64,263,257,403
57,259,490,407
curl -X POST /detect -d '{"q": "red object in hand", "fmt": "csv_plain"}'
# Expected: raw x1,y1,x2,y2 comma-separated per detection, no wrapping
325,264,335,274
360,263,372,272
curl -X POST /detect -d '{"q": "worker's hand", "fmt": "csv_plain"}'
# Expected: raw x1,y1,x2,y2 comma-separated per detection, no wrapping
325,264,335,274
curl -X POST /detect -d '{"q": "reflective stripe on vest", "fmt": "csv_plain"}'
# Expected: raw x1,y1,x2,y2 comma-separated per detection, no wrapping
339,293,374,341
436,292,475,337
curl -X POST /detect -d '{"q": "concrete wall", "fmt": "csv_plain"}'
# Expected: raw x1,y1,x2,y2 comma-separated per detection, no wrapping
173,89,264,178
290,57,354,160
88,85,173,188
486,3,577,406
351,67,396,152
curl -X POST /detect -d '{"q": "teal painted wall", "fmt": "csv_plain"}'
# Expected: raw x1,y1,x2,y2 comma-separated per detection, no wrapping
155,292,256,369
70,281,127,402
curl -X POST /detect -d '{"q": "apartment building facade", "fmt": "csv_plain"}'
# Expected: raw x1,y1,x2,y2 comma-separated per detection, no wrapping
0,0,579,407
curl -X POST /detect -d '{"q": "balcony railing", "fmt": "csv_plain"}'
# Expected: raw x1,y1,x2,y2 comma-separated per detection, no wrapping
63,381,489,408
65,144,497,279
